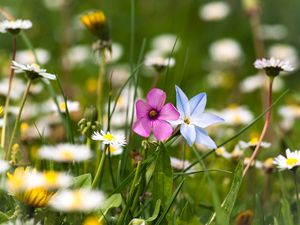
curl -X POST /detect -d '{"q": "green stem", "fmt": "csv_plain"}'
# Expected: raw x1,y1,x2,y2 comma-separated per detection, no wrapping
1,36,17,149
116,161,141,225
97,50,106,124
91,145,107,189
293,169,300,223
6,79,32,160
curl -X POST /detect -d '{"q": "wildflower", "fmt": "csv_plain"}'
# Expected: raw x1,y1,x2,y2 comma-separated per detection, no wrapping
170,157,195,173
92,130,126,146
220,104,254,125
239,136,271,149
16,48,50,65
105,144,123,155
0,160,9,173
262,157,274,173
268,44,298,69
81,11,110,42
0,19,32,35
144,56,175,71
132,88,180,141
230,146,244,159
209,38,243,63
82,216,103,225
254,57,294,77
174,86,223,148
273,149,300,170
151,34,180,55
49,189,105,212
215,147,232,159
38,144,93,162
11,61,56,80
48,98,80,113
278,104,300,131
199,1,230,21
42,171,72,190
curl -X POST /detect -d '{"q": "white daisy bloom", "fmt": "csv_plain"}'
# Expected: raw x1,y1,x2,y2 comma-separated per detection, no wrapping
0,19,32,34
16,48,50,65
274,149,300,170
42,171,72,190
268,44,299,70
0,160,9,173
144,56,175,69
49,189,105,212
11,61,56,80
170,157,193,171
151,34,180,54
219,104,254,125
38,144,93,162
92,130,126,146
244,157,262,168
209,38,242,63
199,1,230,21
47,97,80,113
105,144,123,156
230,146,244,159
239,137,271,149
239,73,284,93
254,57,294,76
215,147,232,159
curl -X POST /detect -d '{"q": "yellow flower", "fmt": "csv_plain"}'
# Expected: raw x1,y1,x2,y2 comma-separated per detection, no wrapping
18,187,53,208
82,216,103,225
0,105,3,117
81,11,110,41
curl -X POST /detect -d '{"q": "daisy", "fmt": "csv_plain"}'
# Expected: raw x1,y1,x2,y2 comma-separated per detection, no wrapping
49,189,105,212
268,44,298,69
11,61,56,80
273,149,300,170
41,171,72,190
0,19,32,35
144,56,175,71
170,157,194,172
199,1,230,21
151,34,180,54
220,104,254,125
92,130,126,146
215,147,232,159
105,144,123,156
254,57,294,76
16,48,50,65
239,136,271,149
38,144,93,162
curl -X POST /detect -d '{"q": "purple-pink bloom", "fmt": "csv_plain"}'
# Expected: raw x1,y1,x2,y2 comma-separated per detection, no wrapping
132,88,180,141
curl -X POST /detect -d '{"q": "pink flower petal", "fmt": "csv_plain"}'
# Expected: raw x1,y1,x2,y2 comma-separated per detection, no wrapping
136,100,151,119
132,118,152,138
147,88,166,110
152,120,173,141
158,103,180,120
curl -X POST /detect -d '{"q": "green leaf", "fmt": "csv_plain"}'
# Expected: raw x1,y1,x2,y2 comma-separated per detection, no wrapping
207,161,243,225
100,193,122,215
146,199,161,222
280,199,294,225
0,211,9,223
72,173,92,188
253,194,265,225
152,143,173,209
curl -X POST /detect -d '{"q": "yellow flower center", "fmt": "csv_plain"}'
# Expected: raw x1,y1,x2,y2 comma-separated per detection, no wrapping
286,158,298,166
184,117,190,124
149,110,158,119
82,216,102,225
22,187,52,208
70,191,83,209
44,171,58,185
216,148,224,155
233,114,242,123
20,122,30,134
59,102,67,111
60,149,74,161
250,137,259,145
103,133,115,141
108,146,117,153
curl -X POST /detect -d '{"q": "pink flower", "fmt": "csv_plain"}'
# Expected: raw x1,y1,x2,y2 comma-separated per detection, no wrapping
132,88,180,141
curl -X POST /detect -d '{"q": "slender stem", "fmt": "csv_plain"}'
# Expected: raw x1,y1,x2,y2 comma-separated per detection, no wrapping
293,169,300,223
1,36,17,149
91,145,107,189
6,79,32,160
243,77,273,176
97,50,106,124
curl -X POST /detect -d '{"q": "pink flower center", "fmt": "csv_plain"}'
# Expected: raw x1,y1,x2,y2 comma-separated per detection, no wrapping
148,109,158,119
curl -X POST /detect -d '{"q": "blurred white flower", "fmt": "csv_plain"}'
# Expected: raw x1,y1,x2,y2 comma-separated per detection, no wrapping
65,45,90,69
105,42,123,63
38,144,93,162
239,136,271,149
206,71,235,89
1,219,39,225
260,24,287,40
274,149,300,170
239,73,284,93
170,157,194,173
268,44,299,70
12,61,56,80
48,97,80,113
43,0,65,10
199,1,230,21
92,130,126,146
215,147,231,159
144,56,175,70
0,19,32,34
109,64,130,87
41,171,72,190
0,160,9,173
20,120,52,140
218,104,254,125
0,78,25,100
278,104,300,131
105,144,123,156
49,189,105,212
16,48,50,65
151,34,180,55
209,38,242,63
